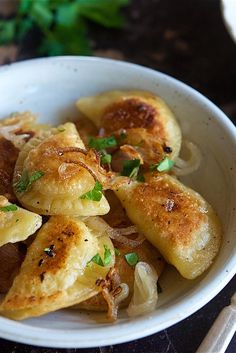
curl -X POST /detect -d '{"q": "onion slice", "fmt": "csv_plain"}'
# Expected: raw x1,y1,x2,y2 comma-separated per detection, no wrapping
173,141,202,176
83,216,144,248
127,262,158,317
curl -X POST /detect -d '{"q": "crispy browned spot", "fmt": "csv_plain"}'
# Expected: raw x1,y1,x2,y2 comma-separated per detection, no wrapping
132,176,206,247
102,99,156,132
31,217,81,277
0,137,19,201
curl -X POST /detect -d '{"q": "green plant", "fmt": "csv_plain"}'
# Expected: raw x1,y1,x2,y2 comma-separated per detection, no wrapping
0,0,129,55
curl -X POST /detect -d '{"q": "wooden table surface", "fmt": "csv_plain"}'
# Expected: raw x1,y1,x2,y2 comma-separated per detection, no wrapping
0,0,235,352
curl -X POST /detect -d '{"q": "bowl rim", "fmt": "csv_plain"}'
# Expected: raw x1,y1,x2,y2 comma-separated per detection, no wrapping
0,56,235,348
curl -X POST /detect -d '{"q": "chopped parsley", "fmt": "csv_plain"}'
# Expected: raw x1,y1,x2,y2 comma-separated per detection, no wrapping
57,127,65,132
88,245,112,267
88,136,117,151
44,247,55,257
80,181,103,201
0,204,18,212
114,248,121,256
137,174,145,182
150,157,174,172
101,151,112,165
89,253,104,266
121,159,141,178
15,170,45,193
103,245,112,266
124,252,139,266
120,131,127,140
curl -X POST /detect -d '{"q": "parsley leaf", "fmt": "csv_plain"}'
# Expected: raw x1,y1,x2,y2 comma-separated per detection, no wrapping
101,152,112,165
15,170,45,193
88,245,112,267
0,204,18,212
103,245,112,266
114,248,121,256
80,181,103,201
121,159,141,178
150,157,174,172
125,252,139,266
89,253,104,266
137,174,145,182
88,136,117,151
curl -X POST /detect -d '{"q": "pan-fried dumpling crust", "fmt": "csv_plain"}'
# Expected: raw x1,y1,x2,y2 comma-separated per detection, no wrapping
78,240,165,311
0,216,115,319
13,122,110,216
77,192,165,311
113,174,221,279
0,196,42,247
76,90,182,163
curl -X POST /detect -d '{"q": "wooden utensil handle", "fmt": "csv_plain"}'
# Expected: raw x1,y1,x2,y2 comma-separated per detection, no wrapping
196,303,236,353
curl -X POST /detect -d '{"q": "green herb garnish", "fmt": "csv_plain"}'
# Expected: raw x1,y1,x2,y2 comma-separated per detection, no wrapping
0,0,129,56
0,204,18,212
124,252,139,266
88,245,112,267
115,248,121,256
44,247,55,257
80,181,103,201
103,245,112,266
88,136,117,151
150,157,174,172
89,253,104,267
120,131,127,140
137,174,145,182
57,128,65,132
121,159,141,178
15,170,45,193
101,152,112,165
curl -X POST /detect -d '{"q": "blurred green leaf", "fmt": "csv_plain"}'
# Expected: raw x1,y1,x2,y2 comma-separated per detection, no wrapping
0,0,130,56
30,2,53,30
56,3,79,27
17,19,34,41
0,21,16,44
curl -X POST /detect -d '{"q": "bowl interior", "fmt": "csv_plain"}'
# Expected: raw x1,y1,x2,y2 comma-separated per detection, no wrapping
0,57,235,348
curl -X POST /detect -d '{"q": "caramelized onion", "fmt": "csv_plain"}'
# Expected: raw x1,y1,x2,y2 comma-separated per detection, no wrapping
173,141,201,176
127,262,158,317
83,216,144,248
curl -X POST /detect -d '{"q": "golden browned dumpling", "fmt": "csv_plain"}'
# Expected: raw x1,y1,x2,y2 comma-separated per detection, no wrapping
76,90,182,165
13,122,110,216
78,239,165,311
113,174,221,279
77,192,165,312
0,216,115,320
0,196,42,247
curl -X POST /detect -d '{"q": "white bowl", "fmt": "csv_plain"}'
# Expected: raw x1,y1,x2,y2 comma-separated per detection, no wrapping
0,56,235,348
221,0,236,43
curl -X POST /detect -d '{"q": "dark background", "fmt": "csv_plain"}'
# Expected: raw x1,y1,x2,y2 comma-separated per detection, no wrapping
0,0,236,352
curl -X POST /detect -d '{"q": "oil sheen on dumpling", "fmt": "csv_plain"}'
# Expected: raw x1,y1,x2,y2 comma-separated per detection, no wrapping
113,174,221,279
76,90,182,164
0,216,115,320
13,122,110,216
0,196,42,247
